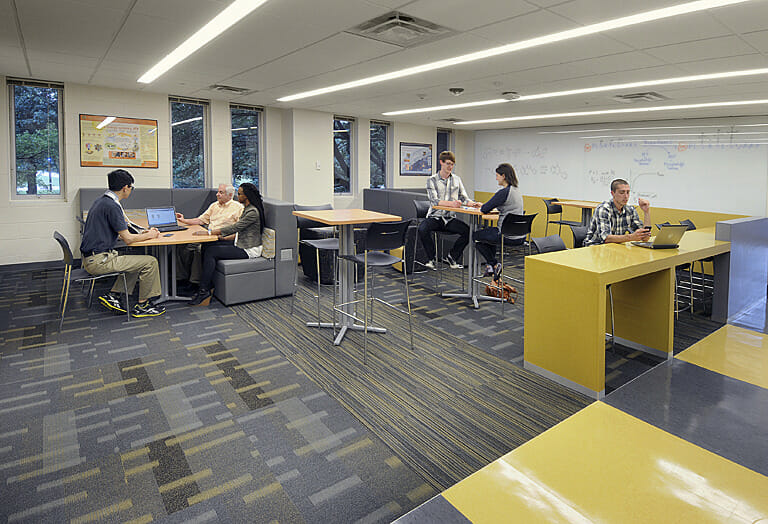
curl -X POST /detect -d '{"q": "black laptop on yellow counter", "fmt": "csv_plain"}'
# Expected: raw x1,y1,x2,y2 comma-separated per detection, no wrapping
632,224,688,249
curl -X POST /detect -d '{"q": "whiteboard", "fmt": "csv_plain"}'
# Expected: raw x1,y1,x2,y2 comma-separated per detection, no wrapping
475,125,768,215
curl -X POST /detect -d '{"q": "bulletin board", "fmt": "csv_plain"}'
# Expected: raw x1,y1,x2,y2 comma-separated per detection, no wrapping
79,114,158,168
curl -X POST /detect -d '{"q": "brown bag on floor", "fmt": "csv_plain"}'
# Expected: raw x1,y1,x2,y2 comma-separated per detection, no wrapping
485,280,517,303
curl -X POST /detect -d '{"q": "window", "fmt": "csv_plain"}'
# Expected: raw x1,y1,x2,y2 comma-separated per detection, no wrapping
231,105,261,189
369,121,388,189
9,79,64,197
437,128,452,157
170,97,209,188
333,117,353,193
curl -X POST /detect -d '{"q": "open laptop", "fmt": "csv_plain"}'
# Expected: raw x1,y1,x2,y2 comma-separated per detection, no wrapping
632,224,687,249
145,206,187,232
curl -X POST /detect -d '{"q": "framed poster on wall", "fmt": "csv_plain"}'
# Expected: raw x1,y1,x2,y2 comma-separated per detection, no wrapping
79,114,158,168
399,142,433,176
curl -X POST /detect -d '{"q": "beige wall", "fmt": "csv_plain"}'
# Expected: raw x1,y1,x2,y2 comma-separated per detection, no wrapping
0,80,460,265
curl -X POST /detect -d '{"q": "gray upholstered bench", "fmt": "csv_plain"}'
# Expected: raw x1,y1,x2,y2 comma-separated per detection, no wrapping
213,256,275,305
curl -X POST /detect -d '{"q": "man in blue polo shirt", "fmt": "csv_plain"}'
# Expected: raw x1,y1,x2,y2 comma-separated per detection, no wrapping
80,169,165,317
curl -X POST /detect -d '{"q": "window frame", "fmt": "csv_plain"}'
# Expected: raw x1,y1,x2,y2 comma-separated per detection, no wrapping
437,128,453,157
369,120,389,189
169,96,211,189
333,115,355,195
229,103,263,191
8,78,66,201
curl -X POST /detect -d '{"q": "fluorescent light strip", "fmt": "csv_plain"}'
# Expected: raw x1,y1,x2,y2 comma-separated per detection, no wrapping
277,0,753,102
138,0,270,84
455,99,768,125
171,117,203,127
540,123,768,133
383,99,508,116
385,67,768,116
96,117,115,129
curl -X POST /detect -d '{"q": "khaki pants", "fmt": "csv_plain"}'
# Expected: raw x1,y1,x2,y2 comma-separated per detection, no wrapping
82,250,161,303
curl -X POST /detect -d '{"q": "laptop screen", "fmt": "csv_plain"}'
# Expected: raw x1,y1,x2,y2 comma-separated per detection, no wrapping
146,207,177,227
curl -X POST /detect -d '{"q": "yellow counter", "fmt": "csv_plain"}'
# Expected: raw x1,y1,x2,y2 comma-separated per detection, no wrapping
524,229,730,398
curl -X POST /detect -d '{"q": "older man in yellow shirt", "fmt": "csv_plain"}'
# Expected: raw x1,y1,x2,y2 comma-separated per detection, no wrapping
175,183,243,290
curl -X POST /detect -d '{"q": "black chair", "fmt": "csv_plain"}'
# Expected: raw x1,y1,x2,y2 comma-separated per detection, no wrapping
481,213,537,315
53,231,130,331
412,200,463,290
568,225,588,248
335,221,413,363
679,219,714,313
531,234,567,254
291,204,339,336
543,198,581,236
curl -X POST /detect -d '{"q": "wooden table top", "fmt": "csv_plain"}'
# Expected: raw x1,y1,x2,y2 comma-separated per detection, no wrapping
129,216,218,247
292,209,401,225
554,200,600,208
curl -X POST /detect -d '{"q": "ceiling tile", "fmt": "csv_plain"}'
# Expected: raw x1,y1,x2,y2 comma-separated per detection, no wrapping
609,12,733,49
549,0,679,25
469,9,576,43
710,3,768,34
402,0,536,31
643,35,757,64
741,29,768,53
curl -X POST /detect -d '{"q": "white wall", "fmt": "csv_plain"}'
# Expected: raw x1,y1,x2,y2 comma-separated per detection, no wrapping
0,79,463,265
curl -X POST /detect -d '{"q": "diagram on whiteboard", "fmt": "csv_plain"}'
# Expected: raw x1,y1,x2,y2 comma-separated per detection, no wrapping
476,128,767,215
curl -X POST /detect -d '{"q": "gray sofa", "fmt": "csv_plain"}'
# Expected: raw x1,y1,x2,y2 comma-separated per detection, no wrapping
78,188,296,305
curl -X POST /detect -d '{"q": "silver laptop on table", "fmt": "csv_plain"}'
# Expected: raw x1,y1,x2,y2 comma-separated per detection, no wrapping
145,206,188,232
632,224,688,249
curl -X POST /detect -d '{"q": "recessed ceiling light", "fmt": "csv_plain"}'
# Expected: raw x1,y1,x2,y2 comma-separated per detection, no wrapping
455,99,768,125
383,67,768,115
138,0,270,84
277,0,754,102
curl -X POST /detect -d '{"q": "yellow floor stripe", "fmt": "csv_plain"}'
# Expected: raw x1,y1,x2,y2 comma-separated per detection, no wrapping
62,378,105,391
242,482,281,504
164,364,198,375
234,355,283,370
164,420,234,447
158,469,212,494
124,461,158,477
70,499,132,524
74,378,137,398
234,381,270,394
135,330,171,339
204,369,225,378
37,467,101,491
226,403,237,409
199,357,237,369
205,348,239,358
123,514,153,524
19,340,58,350
257,384,300,399
187,474,252,505
385,456,403,469
225,332,258,342
121,359,165,372
407,483,435,503
120,447,149,462
5,333,43,342
329,438,373,459
186,431,246,456
241,361,291,374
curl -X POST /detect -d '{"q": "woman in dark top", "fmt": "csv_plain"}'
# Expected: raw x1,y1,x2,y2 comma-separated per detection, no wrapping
474,163,524,281
189,182,266,306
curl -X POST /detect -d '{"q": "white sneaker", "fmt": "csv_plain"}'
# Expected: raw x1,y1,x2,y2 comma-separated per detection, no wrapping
424,260,436,270
443,255,463,269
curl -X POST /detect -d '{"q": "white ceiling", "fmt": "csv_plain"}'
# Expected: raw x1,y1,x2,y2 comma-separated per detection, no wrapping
3,0,768,129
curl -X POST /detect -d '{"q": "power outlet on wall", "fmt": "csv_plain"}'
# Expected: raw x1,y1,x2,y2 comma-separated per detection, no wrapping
315,161,321,170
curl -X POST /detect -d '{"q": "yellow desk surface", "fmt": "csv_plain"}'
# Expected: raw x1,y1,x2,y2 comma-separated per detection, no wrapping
524,228,730,397
443,402,768,523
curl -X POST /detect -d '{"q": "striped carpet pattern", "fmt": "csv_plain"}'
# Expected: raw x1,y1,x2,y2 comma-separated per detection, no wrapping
235,268,592,491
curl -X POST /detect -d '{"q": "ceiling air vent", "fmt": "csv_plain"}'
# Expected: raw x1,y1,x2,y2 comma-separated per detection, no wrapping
208,84,253,95
347,12,451,48
437,117,465,123
612,92,669,103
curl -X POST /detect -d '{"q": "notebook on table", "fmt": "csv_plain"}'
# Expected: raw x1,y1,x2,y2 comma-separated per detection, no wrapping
145,207,188,232
631,224,687,249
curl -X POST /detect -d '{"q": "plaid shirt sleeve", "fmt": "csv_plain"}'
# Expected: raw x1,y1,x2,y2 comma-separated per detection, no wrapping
584,202,612,246
628,205,643,231
456,176,469,203
425,176,440,206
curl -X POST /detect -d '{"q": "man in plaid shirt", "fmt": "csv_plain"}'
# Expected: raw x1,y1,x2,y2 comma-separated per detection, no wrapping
584,178,651,246
418,150,481,269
